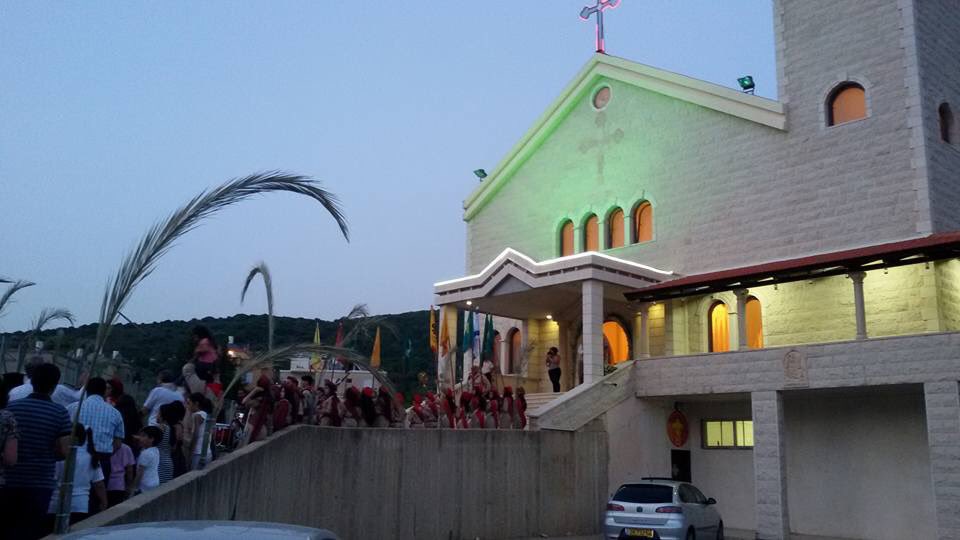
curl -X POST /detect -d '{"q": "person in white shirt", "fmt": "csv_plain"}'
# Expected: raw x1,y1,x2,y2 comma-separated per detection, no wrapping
185,393,214,470
47,425,107,524
8,361,86,408
141,370,184,426
131,426,162,494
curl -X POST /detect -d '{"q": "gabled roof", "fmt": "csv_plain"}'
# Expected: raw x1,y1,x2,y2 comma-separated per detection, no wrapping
464,53,786,220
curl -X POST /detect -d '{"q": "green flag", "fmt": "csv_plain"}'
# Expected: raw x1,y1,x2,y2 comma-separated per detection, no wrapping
482,314,495,361
462,310,473,354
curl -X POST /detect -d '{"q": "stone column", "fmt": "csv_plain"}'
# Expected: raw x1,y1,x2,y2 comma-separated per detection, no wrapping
734,288,749,350
752,390,790,540
924,381,960,539
581,280,604,384
848,271,868,340
638,303,651,358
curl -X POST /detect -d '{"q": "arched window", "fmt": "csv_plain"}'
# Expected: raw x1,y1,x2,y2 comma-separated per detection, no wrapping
507,328,521,374
559,220,575,257
584,214,599,252
603,320,630,365
632,202,653,243
708,301,730,353
940,103,955,144
828,83,867,126
745,296,763,349
607,208,625,249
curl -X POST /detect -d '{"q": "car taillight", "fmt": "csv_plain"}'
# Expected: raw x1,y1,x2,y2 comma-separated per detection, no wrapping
607,503,625,511
655,506,683,514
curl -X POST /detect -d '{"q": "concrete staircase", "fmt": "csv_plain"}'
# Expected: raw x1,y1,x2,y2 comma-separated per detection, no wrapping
525,391,565,414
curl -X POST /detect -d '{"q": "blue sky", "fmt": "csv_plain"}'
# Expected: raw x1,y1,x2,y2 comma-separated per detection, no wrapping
0,1,775,332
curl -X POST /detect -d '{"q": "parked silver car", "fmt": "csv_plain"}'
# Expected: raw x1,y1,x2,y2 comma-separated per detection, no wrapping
59,521,340,540
604,479,723,540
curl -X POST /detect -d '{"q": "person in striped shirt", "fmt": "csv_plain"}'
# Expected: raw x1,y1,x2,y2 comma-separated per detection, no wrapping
66,377,124,496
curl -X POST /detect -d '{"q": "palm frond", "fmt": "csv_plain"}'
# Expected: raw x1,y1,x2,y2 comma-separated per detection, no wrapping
32,308,76,334
0,276,11,283
0,280,36,317
92,171,349,360
241,262,274,351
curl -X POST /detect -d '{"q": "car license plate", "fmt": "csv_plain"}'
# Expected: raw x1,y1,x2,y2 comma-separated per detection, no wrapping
624,528,655,538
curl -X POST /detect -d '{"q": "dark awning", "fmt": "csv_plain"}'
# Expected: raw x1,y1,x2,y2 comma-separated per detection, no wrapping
625,232,960,303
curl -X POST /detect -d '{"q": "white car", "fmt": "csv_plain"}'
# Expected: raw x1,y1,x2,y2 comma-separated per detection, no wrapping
604,479,723,540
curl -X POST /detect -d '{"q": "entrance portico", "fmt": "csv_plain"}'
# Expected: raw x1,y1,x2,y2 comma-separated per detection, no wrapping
434,248,673,388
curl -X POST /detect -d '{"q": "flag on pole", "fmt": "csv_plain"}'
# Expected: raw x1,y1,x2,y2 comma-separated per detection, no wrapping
429,306,438,355
482,314,495,361
472,311,481,361
334,321,346,370
439,311,450,357
370,327,381,369
462,310,473,355
310,321,323,371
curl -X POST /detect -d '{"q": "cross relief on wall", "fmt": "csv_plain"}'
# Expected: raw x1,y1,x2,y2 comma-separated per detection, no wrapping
578,112,624,184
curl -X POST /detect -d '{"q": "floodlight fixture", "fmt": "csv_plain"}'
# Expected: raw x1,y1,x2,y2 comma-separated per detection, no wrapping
738,75,756,94
473,169,488,180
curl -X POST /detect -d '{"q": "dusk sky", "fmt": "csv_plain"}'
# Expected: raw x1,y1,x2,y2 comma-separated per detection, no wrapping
0,1,776,332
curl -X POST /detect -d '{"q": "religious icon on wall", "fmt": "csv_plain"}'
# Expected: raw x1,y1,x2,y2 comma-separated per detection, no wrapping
667,409,689,448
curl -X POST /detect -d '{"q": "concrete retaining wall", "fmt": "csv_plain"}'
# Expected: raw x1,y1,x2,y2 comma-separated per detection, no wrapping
73,425,608,540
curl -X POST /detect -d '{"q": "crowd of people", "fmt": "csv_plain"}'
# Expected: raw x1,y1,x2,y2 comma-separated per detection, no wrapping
0,325,533,539
0,327,223,540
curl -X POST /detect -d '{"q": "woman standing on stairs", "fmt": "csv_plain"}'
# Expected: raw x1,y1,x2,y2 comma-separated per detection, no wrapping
545,347,562,392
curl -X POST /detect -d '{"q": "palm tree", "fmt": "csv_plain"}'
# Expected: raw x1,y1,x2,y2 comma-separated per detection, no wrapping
0,279,35,318
16,308,75,371
53,171,349,534
241,262,274,351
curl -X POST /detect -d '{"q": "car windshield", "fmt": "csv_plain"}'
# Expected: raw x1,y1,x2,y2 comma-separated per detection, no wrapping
613,484,673,504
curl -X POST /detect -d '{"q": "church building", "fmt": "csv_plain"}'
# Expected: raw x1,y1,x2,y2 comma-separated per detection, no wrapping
434,1,959,538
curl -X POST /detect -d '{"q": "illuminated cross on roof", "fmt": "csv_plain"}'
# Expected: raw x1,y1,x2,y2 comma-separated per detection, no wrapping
579,0,621,54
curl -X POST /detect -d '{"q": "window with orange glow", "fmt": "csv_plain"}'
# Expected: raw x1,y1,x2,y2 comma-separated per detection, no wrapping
708,301,730,352
584,215,599,252
560,221,575,256
507,328,521,374
607,208,624,249
603,321,629,364
745,297,763,349
633,202,653,243
828,84,867,126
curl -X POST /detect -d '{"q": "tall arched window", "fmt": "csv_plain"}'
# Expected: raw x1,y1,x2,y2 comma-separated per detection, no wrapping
584,214,599,252
559,220,575,257
828,83,867,126
708,301,730,352
607,208,625,249
602,320,630,364
745,296,763,349
633,201,653,243
940,103,955,144
507,328,521,374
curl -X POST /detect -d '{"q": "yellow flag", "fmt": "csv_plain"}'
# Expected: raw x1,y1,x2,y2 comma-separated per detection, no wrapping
370,327,382,369
310,321,322,371
429,306,438,354
439,310,450,357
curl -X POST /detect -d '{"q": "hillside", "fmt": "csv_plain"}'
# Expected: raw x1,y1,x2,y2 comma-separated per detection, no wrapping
2,310,436,397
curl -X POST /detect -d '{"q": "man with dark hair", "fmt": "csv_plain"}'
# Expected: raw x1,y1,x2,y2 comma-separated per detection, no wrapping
299,375,316,425
141,370,183,426
1,363,72,539
8,359,85,407
66,377,123,499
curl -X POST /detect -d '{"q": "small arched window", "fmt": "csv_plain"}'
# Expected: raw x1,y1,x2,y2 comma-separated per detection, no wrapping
559,220,575,257
633,201,653,243
607,208,625,249
940,103,955,144
584,214,599,252
506,328,521,374
828,83,867,126
708,301,730,353
602,320,630,364
745,296,763,349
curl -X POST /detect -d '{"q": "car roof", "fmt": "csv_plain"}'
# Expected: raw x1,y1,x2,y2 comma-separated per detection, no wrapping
61,521,339,540
618,480,684,488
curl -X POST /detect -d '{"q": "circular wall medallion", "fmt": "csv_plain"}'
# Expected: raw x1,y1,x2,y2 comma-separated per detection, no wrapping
667,409,689,448
592,86,611,109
